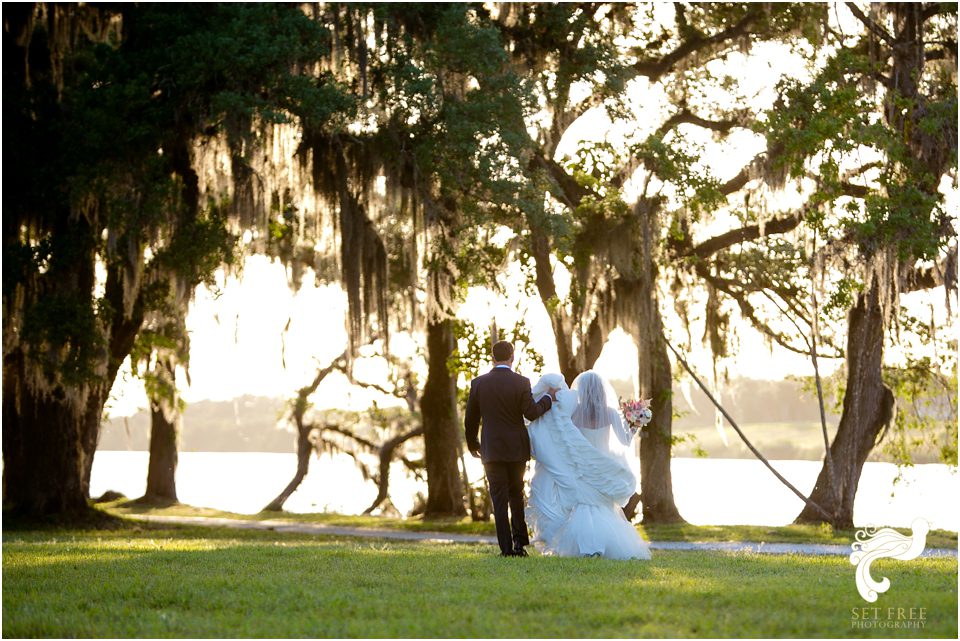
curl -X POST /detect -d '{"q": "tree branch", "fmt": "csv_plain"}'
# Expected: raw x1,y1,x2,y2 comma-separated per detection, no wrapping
694,262,843,358
719,168,752,196
304,352,348,398
690,210,805,259
845,2,896,46
903,245,957,293
840,181,871,198
315,434,375,481
663,336,837,523
657,108,744,137
362,425,425,515
925,46,957,62
322,423,379,452
922,3,957,22
613,111,750,189
633,6,764,82
530,153,595,209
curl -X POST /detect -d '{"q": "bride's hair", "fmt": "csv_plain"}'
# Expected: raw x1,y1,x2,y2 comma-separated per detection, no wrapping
571,370,616,429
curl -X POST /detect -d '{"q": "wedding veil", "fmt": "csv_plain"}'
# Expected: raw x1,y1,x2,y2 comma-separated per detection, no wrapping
571,370,635,458
571,371,617,429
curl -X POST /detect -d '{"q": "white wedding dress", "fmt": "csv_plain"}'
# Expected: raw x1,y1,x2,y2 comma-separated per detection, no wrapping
526,372,651,560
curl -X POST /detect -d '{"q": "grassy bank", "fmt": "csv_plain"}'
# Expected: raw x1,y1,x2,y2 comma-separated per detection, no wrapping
3,525,956,638
102,500,959,548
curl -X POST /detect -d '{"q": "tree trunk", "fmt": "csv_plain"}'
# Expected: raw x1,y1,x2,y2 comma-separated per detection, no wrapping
2,352,91,517
263,352,346,512
79,260,146,496
420,318,467,517
627,199,684,524
143,356,181,503
636,310,685,523
263,424,313,512
363,425,426,514
80,389,107,498
4,289,142,516
144,403,180,503
796,282,894,527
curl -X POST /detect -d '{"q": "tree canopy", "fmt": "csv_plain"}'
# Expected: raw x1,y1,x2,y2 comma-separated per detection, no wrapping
3,2,956,522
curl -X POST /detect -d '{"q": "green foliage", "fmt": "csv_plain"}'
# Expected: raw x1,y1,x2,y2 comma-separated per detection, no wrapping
449,318,545,404
630,133,727,218
670,432,708,458
565,140,626,193
452,238,510,291
759,44,955,261
19,292,105,387
881,310,958,467
118,4,343,130
4,4,345,393
154,206,235,291
822,278,865,320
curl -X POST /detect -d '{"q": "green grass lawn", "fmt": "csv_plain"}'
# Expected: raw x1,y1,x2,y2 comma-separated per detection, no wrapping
3,525,957,638
102,500,960,549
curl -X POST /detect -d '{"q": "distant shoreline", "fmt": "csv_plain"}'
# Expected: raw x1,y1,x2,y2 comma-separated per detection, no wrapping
100,380,951,465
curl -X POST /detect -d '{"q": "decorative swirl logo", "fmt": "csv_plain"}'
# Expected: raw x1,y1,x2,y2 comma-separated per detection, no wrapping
850,518,929,602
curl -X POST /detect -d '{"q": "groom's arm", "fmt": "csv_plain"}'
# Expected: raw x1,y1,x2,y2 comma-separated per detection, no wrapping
464,380,481,457
520,378,552,422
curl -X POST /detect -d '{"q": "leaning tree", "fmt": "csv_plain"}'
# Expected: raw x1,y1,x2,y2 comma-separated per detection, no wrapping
759,2,958,526
663,2,956,527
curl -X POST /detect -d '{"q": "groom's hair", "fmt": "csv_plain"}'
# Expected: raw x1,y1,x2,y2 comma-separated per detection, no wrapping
492,340,514,362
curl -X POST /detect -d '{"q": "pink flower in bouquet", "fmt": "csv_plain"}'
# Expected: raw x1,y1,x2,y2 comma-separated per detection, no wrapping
621,398,653,429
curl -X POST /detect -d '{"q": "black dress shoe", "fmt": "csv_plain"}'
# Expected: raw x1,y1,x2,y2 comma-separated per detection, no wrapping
512,547,529,557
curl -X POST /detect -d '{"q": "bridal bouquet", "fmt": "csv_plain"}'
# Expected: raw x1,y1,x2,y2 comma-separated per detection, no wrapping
621,398,653,429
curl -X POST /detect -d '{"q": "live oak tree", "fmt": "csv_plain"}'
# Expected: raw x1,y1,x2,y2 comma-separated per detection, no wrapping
663,3,956,527
755,2,957,527
2,4,342,518
260,4,537,516
487,2,831,522
7,2,951,529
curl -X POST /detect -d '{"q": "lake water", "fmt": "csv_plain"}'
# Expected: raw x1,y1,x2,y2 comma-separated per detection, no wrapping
90,451,959,531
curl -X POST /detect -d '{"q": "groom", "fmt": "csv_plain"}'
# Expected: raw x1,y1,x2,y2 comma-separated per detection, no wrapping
465,340,555,557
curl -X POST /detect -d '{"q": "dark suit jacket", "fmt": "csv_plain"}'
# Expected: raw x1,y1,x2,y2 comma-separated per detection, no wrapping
464,367,552,463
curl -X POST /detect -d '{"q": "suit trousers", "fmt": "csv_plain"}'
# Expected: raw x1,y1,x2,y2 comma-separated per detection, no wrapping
484,461,529,555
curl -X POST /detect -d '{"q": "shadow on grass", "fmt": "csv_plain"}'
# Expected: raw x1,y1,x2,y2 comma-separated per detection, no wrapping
2,505,127,532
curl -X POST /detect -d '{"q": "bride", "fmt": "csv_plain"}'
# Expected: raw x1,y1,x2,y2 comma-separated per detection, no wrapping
526,370,651,560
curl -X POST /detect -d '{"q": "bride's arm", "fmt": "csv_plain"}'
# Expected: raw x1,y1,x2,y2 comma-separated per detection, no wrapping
609,407,637,446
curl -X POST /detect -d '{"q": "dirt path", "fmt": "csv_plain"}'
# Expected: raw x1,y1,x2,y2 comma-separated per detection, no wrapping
124,513,957,557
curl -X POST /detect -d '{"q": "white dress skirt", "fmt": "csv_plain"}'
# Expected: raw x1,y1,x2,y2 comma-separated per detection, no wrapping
526,389,651,560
